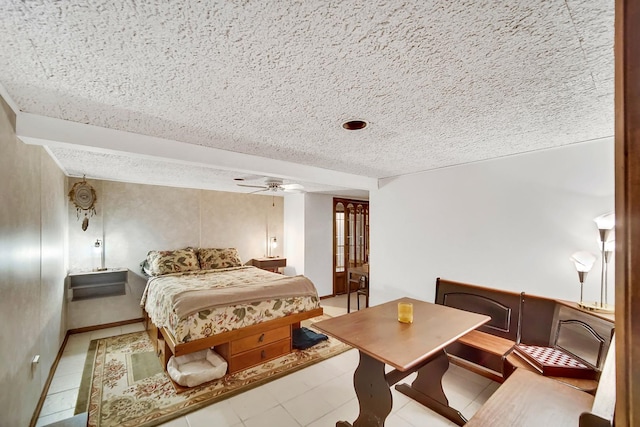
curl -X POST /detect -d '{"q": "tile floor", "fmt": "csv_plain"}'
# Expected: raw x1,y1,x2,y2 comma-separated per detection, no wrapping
37,294,499,427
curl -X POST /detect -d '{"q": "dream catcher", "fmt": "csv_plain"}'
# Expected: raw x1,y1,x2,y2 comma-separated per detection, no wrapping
68,176,97,231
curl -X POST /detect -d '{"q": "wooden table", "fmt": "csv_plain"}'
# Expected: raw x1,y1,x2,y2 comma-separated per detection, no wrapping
314,297,490,427
251,257,286,273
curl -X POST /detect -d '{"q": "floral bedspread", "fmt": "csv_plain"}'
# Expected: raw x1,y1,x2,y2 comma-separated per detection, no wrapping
141,266,320,343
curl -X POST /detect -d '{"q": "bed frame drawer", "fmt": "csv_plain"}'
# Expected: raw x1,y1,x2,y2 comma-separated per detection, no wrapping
230,325,291,355
225,338,291,372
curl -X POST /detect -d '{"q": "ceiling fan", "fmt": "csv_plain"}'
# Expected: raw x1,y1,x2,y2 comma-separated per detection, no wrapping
236,177,305,194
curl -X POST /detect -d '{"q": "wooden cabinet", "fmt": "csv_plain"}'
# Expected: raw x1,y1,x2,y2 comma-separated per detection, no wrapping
251,257,286,273
68,268,127,301
215,325,291,373
333,198,369,295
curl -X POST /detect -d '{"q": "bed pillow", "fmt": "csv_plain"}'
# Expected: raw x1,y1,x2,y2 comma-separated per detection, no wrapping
198,248,242,270
146,247,201,276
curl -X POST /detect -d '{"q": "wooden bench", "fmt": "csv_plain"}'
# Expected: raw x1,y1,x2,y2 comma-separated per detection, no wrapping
435,278,521,382
504,294,614,392
435,278,615,390
466,335,616,427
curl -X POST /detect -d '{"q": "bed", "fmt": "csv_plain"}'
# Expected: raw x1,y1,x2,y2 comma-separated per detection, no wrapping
140,247,323,377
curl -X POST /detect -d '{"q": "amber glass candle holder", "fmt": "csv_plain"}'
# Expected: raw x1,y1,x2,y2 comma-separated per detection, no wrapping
397,302,413,324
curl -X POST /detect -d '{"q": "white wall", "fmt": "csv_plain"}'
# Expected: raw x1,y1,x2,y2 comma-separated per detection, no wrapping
284,193,305,276
0,96,67,427
304,193,334,297
369,139,615,306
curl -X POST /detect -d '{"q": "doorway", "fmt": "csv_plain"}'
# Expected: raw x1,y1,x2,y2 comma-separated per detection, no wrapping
333,198,369,295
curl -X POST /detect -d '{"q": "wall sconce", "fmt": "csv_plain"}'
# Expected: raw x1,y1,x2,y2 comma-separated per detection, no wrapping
570,251,596,305
93,238,106,271
267,237,278,258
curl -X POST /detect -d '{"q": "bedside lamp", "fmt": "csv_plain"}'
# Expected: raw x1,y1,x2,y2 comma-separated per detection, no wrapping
94,238,106,271
570,251,596,305
267,237,277,258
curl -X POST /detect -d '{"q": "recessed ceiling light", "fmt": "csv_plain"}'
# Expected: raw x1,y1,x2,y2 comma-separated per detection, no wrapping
342,120,367,130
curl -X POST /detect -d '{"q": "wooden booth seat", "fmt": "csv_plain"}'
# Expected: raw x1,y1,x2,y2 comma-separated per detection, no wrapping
466,335,616,427
435,278,521,382
435,278,615,390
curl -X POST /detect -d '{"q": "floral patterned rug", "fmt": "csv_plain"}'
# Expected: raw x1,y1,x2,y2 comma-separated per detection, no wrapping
78,317,350,427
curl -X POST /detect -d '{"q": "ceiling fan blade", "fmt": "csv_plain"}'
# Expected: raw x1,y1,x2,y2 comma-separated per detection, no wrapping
249,188,268,194
237,184,268,189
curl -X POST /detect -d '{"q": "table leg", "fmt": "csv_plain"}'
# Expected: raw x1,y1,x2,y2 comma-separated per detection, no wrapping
395,350,467,426
347,274,352,313
336,351,393,427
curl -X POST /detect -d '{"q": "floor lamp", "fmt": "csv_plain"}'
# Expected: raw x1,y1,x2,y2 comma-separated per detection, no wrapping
570,251,596,305
592,212,615,313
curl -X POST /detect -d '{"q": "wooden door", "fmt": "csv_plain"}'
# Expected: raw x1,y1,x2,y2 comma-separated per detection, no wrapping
333,198,369,295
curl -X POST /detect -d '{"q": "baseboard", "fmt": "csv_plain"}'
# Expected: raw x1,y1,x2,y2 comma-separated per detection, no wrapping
30,331,71,427
68,317,145,335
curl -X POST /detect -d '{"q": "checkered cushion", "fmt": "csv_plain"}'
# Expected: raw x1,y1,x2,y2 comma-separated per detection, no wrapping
516,344,588,368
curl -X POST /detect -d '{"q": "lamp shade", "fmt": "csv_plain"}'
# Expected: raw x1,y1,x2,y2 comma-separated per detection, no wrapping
604,239,615,252
570,251,596,273
594,212,615,231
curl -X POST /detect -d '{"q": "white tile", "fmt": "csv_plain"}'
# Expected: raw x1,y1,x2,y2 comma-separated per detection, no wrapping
262,369,318,404
461,399,483,421
40,388,79,417
48,371,83,394
475,380,500,405
186,400,242,427
35,408,75,427
314,372,356,409
294,361,337,389
385,413,415,427
281,385,334,425
228,384,279,421
158,415,190,426
121,321,146,334
390,385,414,413
54,353,86,376
395,401,458,427
306,399,359,427
90,326,122,339
244,405,301,427
66,331,93,346
331,348,359,367
442,369,490,410
316,350,358,376
62,338,91,356
446,364,492,388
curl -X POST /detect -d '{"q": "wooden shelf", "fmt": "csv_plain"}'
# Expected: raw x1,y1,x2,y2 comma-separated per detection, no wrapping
68,268,127,301
251,257,286,272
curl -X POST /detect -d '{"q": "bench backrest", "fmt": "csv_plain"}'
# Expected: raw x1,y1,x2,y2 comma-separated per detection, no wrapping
435,278,521,341
579,334,616,427
519,293,615,371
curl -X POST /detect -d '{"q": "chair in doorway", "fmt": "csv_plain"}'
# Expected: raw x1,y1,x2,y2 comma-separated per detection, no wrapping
347,265,369,313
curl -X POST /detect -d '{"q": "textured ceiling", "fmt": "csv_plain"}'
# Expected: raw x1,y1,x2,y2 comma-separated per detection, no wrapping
0,0,613,194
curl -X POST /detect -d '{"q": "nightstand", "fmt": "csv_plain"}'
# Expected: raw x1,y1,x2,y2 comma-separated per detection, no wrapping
68,268,128,300
251,257,286,273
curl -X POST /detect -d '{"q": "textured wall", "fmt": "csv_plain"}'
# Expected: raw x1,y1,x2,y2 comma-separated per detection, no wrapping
67,179,284,329
0,96,67,426
370,139,615,305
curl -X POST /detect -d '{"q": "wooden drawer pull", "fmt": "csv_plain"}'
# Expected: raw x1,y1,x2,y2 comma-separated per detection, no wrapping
258,333,265,342
261,350,266,359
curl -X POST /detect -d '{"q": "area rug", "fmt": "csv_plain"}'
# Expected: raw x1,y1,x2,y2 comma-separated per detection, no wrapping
76,316,350,427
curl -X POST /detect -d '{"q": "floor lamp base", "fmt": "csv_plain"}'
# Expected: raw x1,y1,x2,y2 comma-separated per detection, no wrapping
578,301,615,313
